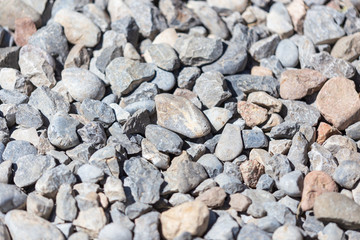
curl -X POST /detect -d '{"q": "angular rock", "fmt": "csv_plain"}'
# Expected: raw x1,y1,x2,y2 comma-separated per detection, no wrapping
287,132,309,166
237,223,271,240
240,158,265,188
144,43,179,71
264,154,292,182
80,99,116,128
73,207,107,238
242,127,268,149
333,161,360,189
14,17,37,47
196,187,226,208
2,140,37,163
331,32,360,62
238,101,268,128
15,104,43,129
281,100,320,127
98,223,132,240
308,143,338,176
249,34,280,61
56,184,77,222
247,91,282,114
266,3,294,39
26,192,54,219
0,184,27,213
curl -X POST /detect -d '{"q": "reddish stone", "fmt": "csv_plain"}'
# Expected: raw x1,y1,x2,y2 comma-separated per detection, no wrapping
14,17,37,46
240,159,265,188
237,101,268,128
316,122,341,145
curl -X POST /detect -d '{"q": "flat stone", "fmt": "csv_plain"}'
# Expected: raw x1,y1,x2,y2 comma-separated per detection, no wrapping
80,99,116,128
249,34,280,61
333,161,360,189
106,57,155,96
304,8,345,45
314,192,360,230
5,210,64,240
197,154,223,178
54,9,101,47
280,69,327,100
309,52,355,79
174,36,223,67
160,201,209,240
238,101,268,128
0,89,28,105
215,123,243,161
193,71,231,109
144,43,180,71
266,3,294,39
155,94,211,138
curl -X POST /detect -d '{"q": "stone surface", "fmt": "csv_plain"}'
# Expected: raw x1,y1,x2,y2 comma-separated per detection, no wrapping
0,183,27,213
238,101,268,128
281,100,320,127
333,161,360,189
204,107,232,132
278,170,303,197
144,43,179,71
247,91,282,114
266,3,294,39
240,158,265,188
331,32,360,62
155,94,211,138
249,34,280,61
215,123,243,161
196,187,226,208
316,77,360,130
242,127,269,149
14,17,37,47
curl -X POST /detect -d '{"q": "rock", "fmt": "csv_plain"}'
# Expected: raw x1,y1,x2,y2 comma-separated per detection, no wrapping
331,32,360,62
169,193,194,206
111,16,139,46
322,135,357,156
18,45,56,88
204,211,240,240
287,0,306,33
204,107,232,132
237,224,271,240
251,66,273,77
0,68,32,95
124,157,163,204
14,154,55,188
333,161,360,189
54,9,101,47
268,139,292,155
0,184,27,213
273,225,303,240
35,164,77,198
308,143,338,176
287,132,309,166
202,42,247,75
104,176,126,203
56,184,77,222
15,104,43,129
197,154,223,178
256,174,275,191
83,3,110,32
278,170,303,197
215,123,243,161
318,223,345,240
314,192,360,230
240,158,265,188
249,34,280,61
14,17,37,47
2,140,37,163
247,91,282,114
26,192,54,219
238,101,268,128
242,127,268,149
264,154,292,182
144,43,179,71
275,40,298,68
316,77,360,130
80,99,116,127
142,138,170,169
229,193,252,212
125,202,152,220
304,8,345,45
279,69,327,100
145,124,183,155
0,47,20,69
310,52,355,79
106,57,155,96
174,36,223,66
134,212,160,240
0,89,28,105
155,94,211,138
266,3,294,39
151,67,176,92
196,187,226,208
5,210,64,240
214,173,245,194
77,164,104,183
193,71,231,109
28,86,70,121
281,100,320,127
346,121,360,141
64,44,90,69
160,201,209,240
317,122,341,145
73,207,107,238
28,22,69,64
177,67,200,89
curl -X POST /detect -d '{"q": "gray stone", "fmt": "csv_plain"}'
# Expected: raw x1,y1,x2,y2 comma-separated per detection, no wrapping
308,143,338,176
255,216,281,233
249,34,280,61
333,161,360,189
27,192,54,219
62,68,105,102
269,121,299,139
2,140,37,163
96,46,123,73
125,202,152,220
215,123,243,162
0,47,20,69
35,164,77,198
155,94,211,138
142,138,170,169
123,109,150,135
48,112,80,150
145,124,183,155
197,154,223,178
318,223,345,240
0,89,28,105
202,42,247,75
151,67,176,92
68,232,90,240
278,170,303,197
192,179,217,197
346,121,360,141
193,71,231,109
346,230,360,240
314,192,360,230
98,223,132,240
266,3,293,39
124,157,163,204
106,57,155,96
89,146,120,178
263,202,296,225
309,51,355,79
0,160,11,184
242,127,268,149
304,8,345,45
302,211,325,238
237,224,271,240
124,100,156,116
287,132,309,166
214,173,245,194
5,210,65,240
28,86,70,121
174,36,223,67
204,212,240,240
279,196,300,214
256,174,275,192
77,121,107,150
0,68,33,96
204,107,232,132
56,184,77,222
83,3,110,32
14,154,55,188
120,82,158,107
80,99,116,127
169,193,194,206
280,100,321,127
291,35,316,69
264,154,292,182
77,164,104,183
177,67,201,89
66,143,95,164
111,16,139,46
144,44,179,71
15,104,43,129
259,55,285,79
28,22,69,64
134,211,160,240
0,184,27,213
275,39,298,68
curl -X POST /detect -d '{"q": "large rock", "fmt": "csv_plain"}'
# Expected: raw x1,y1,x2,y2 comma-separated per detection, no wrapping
5,210,64,240
316,77,360,130
54,9,101,47
160,201,209,239
314,192,360,230
155,94,211,138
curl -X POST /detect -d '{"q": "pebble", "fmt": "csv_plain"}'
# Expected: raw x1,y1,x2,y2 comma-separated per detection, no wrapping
0,183,27,213
204,211,240,240
2,140,37,163
27,192,54,219
83,3,110,32
197,154,223,178
56,184,77,222
280,100,321,127
196,187,227,208
314,192,360,230
134,212,160,240
264,154,292,182
238,101,268,128
331,32,360,62
80,99,116,127
273,225,303,240
266,3,294,39
287,132,308,166
160,201,210,240
73,207,107,238
318,223,345,240
215,173,245,194
5,210,65,240
215,123,243,161
333,161,360,189
308,143,338,176
142,138,170,169
242,127,269,149
237,224,271,240
277,170,303,197
144,43,180,71
204,107,232,132
249,34,280,61
151,67,176,92
240,158,265,188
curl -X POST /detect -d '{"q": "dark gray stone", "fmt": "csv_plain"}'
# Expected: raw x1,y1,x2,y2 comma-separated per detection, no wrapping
145,44,180,71
120,82,158,107
111,16,139,46
269,121,299,139
123,109,150,135
242,127,268,149
177,67,201,89
214,173,245,194
0,47,20,69
280,100,321,127
77,121,107,150
346,121,360,140
124,100,156,116
256,174,275,192
145,124,183,155
264,202,296,225
80,99,116,127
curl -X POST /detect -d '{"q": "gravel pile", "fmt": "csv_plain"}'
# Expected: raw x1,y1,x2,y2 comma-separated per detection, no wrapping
1,0,360,239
